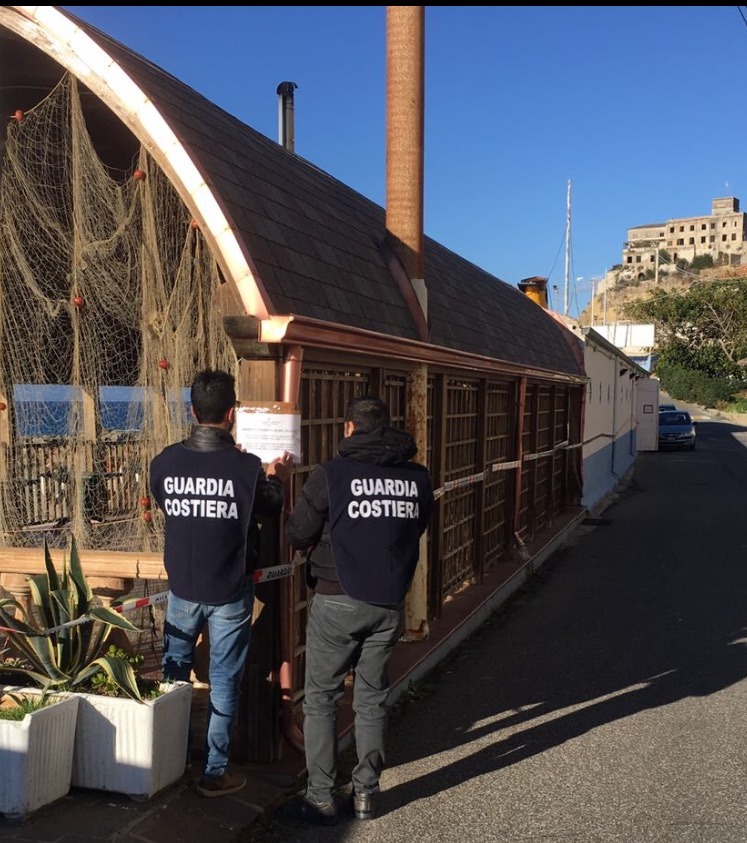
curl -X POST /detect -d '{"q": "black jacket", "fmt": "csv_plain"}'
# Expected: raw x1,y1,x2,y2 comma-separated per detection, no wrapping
285,426,433,605
149,424,284,604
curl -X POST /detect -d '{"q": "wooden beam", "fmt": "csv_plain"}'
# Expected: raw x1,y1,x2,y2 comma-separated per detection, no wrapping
0,548,166,580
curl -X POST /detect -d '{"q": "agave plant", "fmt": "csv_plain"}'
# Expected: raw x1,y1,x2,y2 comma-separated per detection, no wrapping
0,536,145,700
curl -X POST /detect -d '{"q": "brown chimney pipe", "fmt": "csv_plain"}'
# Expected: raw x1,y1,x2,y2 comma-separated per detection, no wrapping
387,7,430,639
385,7,427,337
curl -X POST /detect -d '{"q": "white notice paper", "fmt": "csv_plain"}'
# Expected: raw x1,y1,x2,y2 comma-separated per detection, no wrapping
234,403,302,465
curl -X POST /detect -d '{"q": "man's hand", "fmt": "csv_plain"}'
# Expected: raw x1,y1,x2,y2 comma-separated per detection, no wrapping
267,451,294,482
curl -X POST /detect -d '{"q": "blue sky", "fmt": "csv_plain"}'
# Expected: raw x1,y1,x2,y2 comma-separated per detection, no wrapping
63,6,747,317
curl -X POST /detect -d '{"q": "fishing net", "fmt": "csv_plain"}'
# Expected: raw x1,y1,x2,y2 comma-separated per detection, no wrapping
0,72,236,553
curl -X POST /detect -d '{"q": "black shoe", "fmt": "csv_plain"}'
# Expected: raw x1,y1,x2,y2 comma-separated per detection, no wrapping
284,795,339,826
352,790,377,820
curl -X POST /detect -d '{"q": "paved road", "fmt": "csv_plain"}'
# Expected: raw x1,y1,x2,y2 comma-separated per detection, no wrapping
256,411,747,842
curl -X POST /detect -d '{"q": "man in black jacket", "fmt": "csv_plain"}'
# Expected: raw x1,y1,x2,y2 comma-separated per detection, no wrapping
149,369,292,798
285,395,433,824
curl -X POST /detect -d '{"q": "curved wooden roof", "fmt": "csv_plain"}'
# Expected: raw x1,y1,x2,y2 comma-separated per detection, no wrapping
1,6,585,380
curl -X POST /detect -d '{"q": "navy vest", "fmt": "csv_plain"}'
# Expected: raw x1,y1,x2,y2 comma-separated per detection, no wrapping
321,457,431,605
149,443,261,604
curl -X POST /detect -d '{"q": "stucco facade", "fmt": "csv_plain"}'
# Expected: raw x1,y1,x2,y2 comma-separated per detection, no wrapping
622,196,747,275
561,324,650,512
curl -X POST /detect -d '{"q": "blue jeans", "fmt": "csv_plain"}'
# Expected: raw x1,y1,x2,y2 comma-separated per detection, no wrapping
302,593,404,803
162,585,254,779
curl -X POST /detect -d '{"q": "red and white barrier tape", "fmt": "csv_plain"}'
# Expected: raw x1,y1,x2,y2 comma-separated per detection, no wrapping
108,562,296,617
0,562,298,637
433,441,572,500
112,591,169,615
253,562,294,584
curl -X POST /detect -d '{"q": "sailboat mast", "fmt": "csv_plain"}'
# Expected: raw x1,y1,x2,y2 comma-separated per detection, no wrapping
564,179,571,316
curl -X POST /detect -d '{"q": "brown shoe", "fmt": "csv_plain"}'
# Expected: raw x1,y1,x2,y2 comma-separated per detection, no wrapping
195,771,246,798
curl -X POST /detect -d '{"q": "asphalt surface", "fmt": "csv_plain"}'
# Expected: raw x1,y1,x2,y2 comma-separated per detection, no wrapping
255,406,747,842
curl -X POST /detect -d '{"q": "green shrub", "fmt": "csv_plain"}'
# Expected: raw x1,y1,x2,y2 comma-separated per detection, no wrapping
722,397,747,414
690,254,714,271
656,361,736,408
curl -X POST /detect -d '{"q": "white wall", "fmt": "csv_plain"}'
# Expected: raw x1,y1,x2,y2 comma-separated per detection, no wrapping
581,332,643,511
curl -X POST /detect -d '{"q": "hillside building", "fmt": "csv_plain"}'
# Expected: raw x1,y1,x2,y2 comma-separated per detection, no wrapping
622,196,747,276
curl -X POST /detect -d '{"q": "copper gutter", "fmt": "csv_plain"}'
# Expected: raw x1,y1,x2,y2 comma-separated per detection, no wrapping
258,315,587,385
279,345,305,753
281,345,303,405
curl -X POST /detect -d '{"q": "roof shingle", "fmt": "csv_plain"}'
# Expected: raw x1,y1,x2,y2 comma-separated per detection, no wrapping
70,10,584,378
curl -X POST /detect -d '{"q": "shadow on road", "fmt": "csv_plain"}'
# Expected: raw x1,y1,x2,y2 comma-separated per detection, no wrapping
378,427,747,815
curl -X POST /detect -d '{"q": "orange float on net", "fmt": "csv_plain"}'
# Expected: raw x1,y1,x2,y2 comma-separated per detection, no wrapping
13,110,23,122
133,169,146,181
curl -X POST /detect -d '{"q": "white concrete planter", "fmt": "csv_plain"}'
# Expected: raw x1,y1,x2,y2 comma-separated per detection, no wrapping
0,691,80,822
71,681,192,800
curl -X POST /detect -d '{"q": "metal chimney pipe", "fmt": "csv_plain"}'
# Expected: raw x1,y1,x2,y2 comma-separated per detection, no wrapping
276,81,298,151
387,7,429,642
385,7,426,325
518,276,549,309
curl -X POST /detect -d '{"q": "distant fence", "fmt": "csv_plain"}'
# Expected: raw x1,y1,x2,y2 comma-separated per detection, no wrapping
3,435,142,546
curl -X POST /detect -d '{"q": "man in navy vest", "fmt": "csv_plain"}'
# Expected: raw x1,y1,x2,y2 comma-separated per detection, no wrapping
285,396,433,824
149,368,292,797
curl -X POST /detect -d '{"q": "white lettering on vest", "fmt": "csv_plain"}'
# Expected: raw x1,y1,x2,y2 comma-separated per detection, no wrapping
347,475,421,519
161,475,239,519
350,478,418,498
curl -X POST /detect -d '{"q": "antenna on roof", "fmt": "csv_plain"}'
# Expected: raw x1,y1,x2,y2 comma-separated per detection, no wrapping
277,82,298,152
564,179,571,316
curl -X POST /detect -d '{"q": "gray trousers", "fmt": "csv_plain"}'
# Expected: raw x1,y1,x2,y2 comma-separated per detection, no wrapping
302,592,404,802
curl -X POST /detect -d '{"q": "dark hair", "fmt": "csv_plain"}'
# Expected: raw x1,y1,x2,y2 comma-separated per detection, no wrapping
344,395,390,433
190,369,236,424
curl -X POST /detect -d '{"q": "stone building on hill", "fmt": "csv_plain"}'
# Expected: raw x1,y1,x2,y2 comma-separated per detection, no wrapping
622,196,747,278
